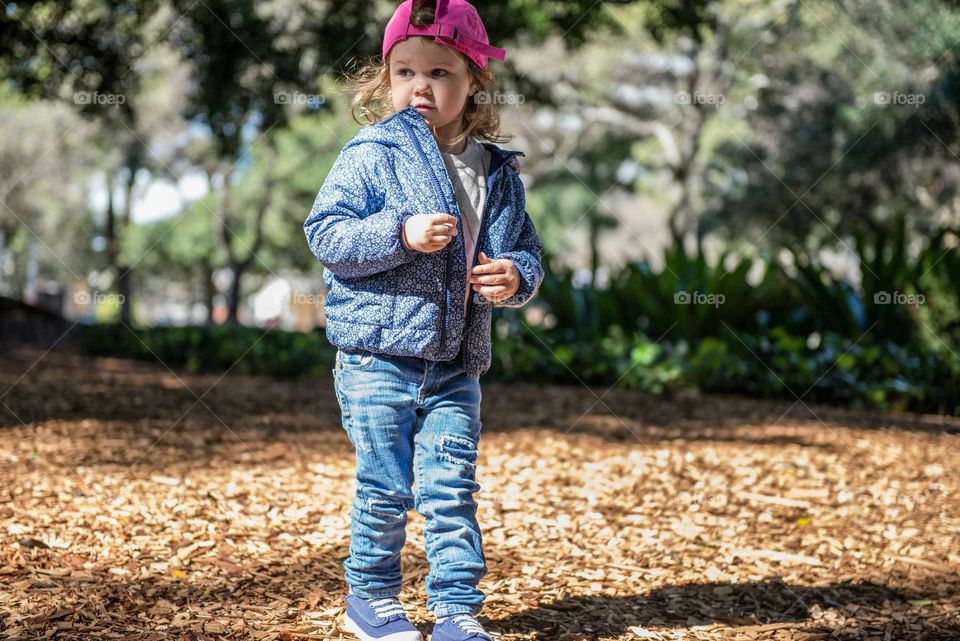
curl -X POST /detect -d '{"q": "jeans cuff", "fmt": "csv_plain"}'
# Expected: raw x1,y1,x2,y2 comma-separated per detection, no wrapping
348,585,402,600
434,604,481,618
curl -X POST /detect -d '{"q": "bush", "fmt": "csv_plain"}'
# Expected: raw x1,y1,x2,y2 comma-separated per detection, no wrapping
76,217,960,416
79,323,333,378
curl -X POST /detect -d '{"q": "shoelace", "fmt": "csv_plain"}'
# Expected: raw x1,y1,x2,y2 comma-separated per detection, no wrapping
369,597,406,622
450,614,491,639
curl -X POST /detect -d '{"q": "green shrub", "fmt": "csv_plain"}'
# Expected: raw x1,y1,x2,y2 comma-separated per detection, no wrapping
79,323,333,378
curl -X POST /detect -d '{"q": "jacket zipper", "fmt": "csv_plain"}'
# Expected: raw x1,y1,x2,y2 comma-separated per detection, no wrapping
461,167,498,371
460,150,524,372
401,118,454,358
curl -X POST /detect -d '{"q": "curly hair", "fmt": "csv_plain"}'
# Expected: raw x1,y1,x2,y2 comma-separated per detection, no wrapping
342,0,512,146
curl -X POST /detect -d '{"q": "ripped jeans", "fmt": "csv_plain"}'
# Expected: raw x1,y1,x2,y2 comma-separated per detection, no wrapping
332,346,486,618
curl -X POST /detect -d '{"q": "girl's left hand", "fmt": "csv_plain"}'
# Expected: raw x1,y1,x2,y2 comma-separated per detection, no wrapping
469,251,520,304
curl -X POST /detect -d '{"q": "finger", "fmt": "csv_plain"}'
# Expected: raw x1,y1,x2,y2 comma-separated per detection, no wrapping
470,273,506,285
430,224,455,235
471,261,504,274
431,213,458,225
474,284,510,296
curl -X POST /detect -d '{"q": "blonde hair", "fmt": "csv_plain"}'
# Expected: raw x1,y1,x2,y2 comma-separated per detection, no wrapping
342,0,512,146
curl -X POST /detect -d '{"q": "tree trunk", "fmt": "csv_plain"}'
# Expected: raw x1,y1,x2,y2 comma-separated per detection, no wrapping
217,147,277,325
24,236,38,305
203,260,216,324
0,227,7,297
105,169,117,305
226,261,247,324
117,149,141,325
589,214,600,287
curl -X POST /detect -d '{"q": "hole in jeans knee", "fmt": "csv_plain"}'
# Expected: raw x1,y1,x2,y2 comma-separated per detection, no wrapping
437,435,479,468
365,496,414,521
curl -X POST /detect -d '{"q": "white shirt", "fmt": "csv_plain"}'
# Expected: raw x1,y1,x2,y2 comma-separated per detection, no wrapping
440,138,490,321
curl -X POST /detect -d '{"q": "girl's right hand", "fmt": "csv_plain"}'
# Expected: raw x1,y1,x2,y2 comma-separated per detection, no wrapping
402,213,458,253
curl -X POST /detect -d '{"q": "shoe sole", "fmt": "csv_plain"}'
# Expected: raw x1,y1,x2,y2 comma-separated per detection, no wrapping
341,612,423,641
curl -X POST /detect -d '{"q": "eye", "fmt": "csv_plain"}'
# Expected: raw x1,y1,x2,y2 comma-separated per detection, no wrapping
394,67,449,78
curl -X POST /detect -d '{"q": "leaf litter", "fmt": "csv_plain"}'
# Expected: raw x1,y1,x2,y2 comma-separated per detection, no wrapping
0,347,958,640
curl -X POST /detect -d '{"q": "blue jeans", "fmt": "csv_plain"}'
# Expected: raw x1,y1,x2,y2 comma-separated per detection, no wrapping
332,346,486,618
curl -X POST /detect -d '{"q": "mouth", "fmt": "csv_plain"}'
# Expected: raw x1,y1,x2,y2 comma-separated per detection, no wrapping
412,104,435,112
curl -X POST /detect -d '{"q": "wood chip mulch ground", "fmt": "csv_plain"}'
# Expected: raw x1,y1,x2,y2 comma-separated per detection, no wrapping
0,346,958,640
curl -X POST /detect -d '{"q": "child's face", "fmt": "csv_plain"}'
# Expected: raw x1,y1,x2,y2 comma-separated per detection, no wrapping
389,37,477,146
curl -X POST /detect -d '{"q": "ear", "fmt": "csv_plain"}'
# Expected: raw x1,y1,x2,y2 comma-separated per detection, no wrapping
466,69,481,97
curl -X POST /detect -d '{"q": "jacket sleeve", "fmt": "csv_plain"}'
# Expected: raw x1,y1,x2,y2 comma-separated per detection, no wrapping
494,172,544,308
304,142,421,279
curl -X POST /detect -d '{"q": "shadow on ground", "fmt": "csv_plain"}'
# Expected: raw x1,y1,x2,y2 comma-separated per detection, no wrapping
485,577,959,640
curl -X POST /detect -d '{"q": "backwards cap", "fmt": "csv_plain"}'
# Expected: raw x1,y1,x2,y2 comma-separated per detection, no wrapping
382,0,507,70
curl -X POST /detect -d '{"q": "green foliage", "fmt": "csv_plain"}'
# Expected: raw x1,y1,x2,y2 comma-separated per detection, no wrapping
916,226,960,363
494,221,960,415
79,323,333,379
611,238,793,341
704,1,960,247
80,217,960,415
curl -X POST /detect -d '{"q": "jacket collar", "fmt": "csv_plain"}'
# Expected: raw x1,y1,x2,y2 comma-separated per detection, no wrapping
345,105,523,217
388,105,524,176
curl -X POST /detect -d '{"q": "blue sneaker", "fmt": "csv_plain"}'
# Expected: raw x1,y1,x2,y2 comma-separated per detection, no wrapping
431,614,494,641
341,593,423,641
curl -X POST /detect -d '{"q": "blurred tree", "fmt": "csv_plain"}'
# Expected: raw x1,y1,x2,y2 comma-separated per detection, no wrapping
0,0,646,322
703,0,960,247
579,0,803,246
161,0,382,322
0,0,192,323
0,86,94,302
164,0,637,321
500,0,806,282
120,196,223,323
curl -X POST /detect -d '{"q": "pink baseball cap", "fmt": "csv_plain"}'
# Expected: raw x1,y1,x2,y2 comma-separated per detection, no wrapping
382,0,507,70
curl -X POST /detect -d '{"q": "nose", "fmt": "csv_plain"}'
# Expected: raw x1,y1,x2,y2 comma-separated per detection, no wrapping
413,75,430,96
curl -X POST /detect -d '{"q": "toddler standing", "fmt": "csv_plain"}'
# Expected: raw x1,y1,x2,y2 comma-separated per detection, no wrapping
303,1,544,639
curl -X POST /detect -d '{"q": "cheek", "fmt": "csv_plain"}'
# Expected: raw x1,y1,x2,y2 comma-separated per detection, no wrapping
438,82,468,106
390,84,409,105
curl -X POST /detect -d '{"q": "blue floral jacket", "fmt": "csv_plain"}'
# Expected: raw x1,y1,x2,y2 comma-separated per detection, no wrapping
303,105,544,378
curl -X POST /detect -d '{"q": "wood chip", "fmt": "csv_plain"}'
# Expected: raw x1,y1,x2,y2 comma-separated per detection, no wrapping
0,346,957,640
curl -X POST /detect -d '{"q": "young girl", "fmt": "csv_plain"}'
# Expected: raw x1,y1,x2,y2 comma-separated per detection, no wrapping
303,1,543,639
